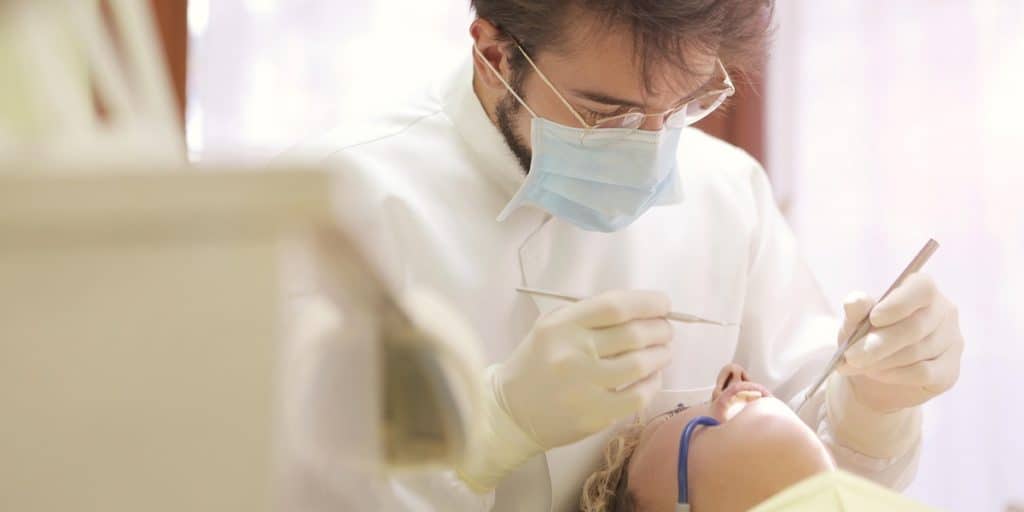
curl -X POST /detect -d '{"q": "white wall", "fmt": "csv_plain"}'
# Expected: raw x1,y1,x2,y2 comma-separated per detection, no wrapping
186,0,473,161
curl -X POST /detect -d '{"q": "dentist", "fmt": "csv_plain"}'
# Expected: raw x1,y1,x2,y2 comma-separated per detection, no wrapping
286,1,964,510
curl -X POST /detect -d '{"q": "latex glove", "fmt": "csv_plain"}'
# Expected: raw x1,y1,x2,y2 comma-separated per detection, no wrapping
836,273,964,412
457,290,673,491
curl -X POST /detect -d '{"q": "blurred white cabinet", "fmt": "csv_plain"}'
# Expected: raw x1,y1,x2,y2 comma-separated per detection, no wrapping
0,170,330,511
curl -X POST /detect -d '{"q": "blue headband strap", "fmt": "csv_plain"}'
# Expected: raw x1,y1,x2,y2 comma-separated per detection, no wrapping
677,415,720,505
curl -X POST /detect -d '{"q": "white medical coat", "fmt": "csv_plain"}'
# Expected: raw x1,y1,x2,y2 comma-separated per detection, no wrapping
281,58,922,511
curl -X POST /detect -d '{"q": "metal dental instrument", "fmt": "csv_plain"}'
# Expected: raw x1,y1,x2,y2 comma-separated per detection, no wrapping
794,238,940,413
515,287,736,327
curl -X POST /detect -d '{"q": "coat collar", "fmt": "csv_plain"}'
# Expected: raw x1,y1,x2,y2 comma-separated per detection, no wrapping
440,56,527,200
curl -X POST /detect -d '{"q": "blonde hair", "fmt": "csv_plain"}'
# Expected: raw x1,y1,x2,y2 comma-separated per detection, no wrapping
579,420,648,512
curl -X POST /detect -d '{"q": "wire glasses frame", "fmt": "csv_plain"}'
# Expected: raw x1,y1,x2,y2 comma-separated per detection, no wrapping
474,43,736,137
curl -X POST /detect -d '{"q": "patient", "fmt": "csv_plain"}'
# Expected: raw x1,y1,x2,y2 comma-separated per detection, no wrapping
580,364,836,512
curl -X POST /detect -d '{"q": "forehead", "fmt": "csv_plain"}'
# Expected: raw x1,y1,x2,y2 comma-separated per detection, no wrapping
625,405,709,508
533,13,718,103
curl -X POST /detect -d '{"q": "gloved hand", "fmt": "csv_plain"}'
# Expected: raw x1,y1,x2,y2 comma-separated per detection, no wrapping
457,290,673,492
835,273,964,412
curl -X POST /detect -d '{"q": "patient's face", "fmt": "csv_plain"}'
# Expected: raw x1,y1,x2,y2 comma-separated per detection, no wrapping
626,364,835,512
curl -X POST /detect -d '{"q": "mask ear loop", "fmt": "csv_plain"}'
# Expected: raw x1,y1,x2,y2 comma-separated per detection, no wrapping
677,416,720,507
472,45,538,119
512,44,591,130
511,46,591,146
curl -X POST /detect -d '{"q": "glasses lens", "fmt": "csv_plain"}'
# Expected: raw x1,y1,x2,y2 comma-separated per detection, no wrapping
666,90,731,128
595,112,644,130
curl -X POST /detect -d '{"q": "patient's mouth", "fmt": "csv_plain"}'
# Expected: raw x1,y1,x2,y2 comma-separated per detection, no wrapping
715,381,771,421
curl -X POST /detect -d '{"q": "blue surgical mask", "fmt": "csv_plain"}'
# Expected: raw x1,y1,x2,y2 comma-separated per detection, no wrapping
474,45,694,232
677,415,720,511
496,118,684,232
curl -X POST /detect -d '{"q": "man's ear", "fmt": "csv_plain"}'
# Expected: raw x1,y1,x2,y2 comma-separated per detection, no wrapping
470,18,513,92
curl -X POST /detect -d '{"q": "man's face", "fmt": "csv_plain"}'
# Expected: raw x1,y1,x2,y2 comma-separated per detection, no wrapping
494,16,720,172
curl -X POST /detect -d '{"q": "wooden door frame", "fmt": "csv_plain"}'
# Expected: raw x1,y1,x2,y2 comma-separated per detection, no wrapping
151,1,188,126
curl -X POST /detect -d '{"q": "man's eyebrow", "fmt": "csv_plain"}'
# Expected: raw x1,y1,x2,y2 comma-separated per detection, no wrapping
569,90,645,109
570,74,719,110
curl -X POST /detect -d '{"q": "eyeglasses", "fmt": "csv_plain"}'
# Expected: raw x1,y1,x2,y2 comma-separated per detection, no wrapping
476,42,736,135
518,44,735,132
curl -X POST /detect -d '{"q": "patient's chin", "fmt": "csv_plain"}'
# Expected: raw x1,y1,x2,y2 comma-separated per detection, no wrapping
688,397,835,512
728,397,834,468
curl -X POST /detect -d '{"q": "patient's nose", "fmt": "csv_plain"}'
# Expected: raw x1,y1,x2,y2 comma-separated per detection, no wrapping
715,363,750,395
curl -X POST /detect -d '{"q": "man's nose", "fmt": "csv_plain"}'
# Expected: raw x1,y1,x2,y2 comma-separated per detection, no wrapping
639,114,665,132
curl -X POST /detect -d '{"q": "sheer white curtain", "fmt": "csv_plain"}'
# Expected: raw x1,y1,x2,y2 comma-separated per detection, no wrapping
768,2,1024,510
186,0,472,161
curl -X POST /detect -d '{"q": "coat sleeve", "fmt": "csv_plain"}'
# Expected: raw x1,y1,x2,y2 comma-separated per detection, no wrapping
276,149,499,511
731,160,922,489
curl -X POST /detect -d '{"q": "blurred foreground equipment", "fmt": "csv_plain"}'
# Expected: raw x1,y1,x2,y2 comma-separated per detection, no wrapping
0,1,481,510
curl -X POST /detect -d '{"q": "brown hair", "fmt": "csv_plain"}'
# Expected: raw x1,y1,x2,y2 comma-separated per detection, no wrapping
470,0,774,91
580,420,647,512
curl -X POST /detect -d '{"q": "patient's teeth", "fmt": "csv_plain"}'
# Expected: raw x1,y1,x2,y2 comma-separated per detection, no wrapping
723,390,765,419
734,390,763,401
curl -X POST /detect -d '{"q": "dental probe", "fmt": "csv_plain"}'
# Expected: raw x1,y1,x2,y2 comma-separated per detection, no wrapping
794,238,940,413
515,287,736,327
